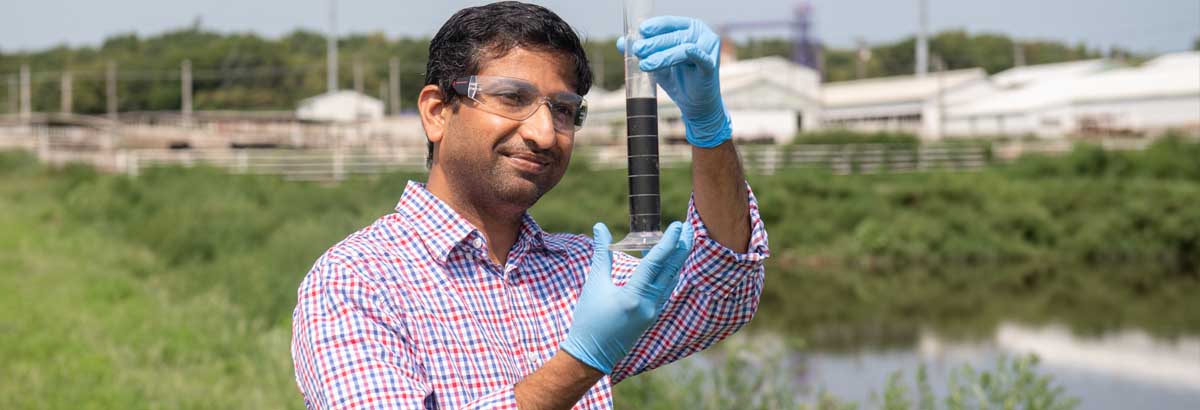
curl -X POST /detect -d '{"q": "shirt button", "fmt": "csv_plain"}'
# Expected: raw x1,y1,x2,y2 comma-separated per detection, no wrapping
526,352,539,364
471,237,482,248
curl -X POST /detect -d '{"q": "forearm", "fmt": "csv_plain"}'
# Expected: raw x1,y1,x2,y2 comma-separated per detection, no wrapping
691,141,751,253
514,350,604,410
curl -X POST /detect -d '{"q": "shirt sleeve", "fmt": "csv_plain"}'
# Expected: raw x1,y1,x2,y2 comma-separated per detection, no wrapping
608,181,769,383
291,256,519,409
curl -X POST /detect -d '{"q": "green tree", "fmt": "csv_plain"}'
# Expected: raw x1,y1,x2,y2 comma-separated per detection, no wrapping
0,26,1115,113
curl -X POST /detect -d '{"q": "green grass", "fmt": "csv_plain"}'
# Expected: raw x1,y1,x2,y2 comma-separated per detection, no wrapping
0,165,297,409
4,137,1197,408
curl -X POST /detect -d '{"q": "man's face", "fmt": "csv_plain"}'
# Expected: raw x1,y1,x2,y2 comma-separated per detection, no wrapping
434,47,576,211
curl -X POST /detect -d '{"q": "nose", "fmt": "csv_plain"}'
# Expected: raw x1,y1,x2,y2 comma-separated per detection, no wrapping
519,102,557,150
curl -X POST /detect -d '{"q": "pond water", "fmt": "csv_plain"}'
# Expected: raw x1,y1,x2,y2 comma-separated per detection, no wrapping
802,322,1200,409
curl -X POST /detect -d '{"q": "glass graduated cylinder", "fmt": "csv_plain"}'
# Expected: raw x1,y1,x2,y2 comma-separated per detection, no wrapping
611,0,663,252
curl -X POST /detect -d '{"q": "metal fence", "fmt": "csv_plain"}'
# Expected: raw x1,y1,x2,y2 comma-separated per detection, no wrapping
45,144,994,182
125,148,428,181
1,124,1156,182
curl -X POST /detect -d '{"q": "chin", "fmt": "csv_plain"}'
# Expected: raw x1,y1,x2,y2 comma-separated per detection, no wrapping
492,176,550,209
446,157,563,211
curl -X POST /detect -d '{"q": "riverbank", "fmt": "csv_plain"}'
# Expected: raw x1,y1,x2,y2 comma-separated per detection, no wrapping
2,138,1197,408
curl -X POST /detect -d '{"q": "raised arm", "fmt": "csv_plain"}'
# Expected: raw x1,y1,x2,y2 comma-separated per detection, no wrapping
605,15,768,382
619,15,750,251
692,143,751,252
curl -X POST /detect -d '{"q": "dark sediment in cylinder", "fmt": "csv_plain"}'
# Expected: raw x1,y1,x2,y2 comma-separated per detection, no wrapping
625,97,660,233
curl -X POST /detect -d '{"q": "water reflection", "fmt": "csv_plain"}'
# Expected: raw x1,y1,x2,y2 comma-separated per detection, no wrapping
804,322,1200,410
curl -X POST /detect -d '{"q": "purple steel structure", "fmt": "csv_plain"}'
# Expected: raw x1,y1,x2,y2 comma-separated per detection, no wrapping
716,1,822,72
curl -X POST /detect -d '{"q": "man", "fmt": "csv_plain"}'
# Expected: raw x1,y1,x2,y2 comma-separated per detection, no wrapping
291,2,769,409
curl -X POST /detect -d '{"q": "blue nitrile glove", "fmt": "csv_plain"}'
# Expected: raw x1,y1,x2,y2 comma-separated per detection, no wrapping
560,221,694,374
618,16,731,148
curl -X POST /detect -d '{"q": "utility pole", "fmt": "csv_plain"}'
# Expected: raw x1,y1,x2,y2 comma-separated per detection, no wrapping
915,0,929,77
353,57,364,94
389,57,400,115
1013,41,1027,67
7,75,16,115
933,54,946,140
855,37,871,79
378,83,388,112
61,70,73,114
181,59,193,126
594,46,605,90
19,64,31,122
326,0,339,93
106,60,118,121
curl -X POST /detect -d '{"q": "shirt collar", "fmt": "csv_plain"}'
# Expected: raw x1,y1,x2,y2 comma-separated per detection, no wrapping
395,181,549,263
517,212,548,252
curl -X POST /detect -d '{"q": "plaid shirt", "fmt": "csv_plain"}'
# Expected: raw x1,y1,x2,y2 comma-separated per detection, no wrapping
292,181,769,409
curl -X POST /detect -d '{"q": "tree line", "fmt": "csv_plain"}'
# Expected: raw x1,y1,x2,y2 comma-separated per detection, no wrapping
0,25,1159,115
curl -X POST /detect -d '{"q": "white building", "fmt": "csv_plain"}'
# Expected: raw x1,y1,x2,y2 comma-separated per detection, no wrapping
581,56,821,145
1069,52,1200,136
945,52,1200,137
942,59,1114,137
820,68,993,140
297,90,385,123
989,59,1112,89
581,52,1199,144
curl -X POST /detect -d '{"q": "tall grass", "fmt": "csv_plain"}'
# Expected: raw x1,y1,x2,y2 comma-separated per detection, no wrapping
615,332,1078,410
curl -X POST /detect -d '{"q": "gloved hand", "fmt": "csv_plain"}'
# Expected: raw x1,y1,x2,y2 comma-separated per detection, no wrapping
618,16,731,148
560,221,694,374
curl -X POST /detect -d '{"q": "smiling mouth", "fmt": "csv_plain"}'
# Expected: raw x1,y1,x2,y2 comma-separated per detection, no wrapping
505,153,552,174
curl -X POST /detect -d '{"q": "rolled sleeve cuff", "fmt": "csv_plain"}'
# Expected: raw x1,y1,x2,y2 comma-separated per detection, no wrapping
464,385,518,409
685,181,770,296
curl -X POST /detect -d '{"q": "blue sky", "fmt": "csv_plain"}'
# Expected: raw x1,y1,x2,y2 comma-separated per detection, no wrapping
4,0,1198,53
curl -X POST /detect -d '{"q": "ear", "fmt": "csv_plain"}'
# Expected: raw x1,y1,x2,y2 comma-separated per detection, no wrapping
418,84,450,146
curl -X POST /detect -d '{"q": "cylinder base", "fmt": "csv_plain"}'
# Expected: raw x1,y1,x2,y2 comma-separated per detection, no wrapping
610,230,663,252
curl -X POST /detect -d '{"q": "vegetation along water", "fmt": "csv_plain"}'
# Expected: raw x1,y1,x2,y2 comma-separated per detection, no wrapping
2,136,1197,408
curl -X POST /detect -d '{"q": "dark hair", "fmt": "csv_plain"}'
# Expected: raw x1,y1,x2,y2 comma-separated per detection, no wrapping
423,1,593,168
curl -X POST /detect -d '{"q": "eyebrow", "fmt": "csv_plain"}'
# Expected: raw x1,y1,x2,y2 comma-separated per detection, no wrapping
548,91,582,101
485,76,579,98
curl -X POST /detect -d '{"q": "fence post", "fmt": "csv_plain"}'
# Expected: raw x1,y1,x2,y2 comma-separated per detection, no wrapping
762,146,780,175
36,127,49,163
128,151,140,178
834,145,853,175
237,150,248,174
115,150,125,175
333,148,345,181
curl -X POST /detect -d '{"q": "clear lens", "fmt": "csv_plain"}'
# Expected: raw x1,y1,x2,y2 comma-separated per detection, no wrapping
460,76,587,133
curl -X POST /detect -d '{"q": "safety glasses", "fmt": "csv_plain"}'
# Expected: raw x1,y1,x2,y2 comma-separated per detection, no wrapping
451,75,588,133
